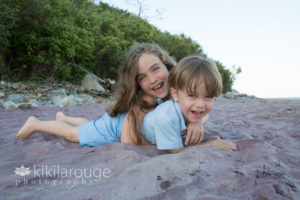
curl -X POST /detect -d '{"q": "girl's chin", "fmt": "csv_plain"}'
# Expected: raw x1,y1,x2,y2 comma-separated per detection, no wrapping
156,91,168,99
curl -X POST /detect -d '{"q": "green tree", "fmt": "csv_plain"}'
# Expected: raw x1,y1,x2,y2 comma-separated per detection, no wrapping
216,61,241,93
0,0,241,92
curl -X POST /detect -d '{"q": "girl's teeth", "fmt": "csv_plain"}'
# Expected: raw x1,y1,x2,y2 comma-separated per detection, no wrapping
153,83,162,90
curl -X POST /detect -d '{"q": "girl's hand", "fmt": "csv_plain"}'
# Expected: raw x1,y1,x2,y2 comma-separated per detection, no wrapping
181,121,204,146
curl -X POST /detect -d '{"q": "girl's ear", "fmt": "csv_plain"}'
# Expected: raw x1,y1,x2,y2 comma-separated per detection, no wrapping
170,87,179,101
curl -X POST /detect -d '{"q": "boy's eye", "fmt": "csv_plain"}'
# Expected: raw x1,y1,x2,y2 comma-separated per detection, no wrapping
188,93,196,98
205,96,214,100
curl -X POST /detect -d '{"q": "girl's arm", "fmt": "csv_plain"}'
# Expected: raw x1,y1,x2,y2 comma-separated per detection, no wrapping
121,110,151,145
168,147,185,154
121,94,154,145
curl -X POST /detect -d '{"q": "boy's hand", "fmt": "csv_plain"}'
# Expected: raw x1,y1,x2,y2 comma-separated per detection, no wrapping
181,122,204,146
202,138,237,151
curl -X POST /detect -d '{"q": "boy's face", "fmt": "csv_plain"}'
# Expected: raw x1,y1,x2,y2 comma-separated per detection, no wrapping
170,81,214,123
137,53,169,99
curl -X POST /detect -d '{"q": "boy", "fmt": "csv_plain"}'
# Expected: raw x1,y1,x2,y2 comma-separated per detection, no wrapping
141,56,237,153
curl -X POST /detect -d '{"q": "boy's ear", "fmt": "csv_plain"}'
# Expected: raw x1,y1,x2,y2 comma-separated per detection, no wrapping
170,87,179,101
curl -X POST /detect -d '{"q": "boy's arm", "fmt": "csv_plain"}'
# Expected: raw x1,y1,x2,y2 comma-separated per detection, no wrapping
199,137,237,151
168,137,237,153
183,114,209,145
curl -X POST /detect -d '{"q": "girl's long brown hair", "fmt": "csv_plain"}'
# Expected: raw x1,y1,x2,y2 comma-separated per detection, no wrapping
107,43,176,144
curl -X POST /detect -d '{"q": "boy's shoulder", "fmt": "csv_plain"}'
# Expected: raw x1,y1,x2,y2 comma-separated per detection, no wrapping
151,100,181,119
155,100,176,111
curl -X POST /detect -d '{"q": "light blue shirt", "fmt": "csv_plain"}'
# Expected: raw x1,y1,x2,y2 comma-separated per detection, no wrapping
141,100,186,150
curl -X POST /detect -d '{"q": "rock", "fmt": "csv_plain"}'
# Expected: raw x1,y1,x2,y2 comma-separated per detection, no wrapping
18,103,32,109
0,81,113,109
77,94,98,105
51,89,67,96
52,95,78,107
48,89,67,106
2,100,18,109
23,94,37,103
63,95,77,106
231,89,240,94
104,79,115,91
7,94,24,103
12,83,20,89
28,99,43,107
1,98,299,199
0,91,5,98
23,95,31,103
223,89,257,100
249,95,257,99
51,95,65,107
0,99,4,109
223,91,237,99
80,94,99,105
81,74,106,93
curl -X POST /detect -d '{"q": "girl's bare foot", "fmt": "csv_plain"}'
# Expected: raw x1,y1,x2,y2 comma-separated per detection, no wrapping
16,117,39,139
56,111,66,122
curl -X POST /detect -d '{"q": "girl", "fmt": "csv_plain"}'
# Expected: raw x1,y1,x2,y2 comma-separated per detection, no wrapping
17,43,205,147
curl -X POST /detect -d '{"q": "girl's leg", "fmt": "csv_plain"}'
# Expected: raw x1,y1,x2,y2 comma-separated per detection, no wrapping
56,111,89,126
16,116,79,142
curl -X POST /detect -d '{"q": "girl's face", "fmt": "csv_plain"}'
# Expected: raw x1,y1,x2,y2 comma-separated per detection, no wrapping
170,81,214,124
137,53,169,99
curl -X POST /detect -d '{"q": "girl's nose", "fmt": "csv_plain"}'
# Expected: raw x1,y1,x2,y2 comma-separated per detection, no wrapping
149,74,157,84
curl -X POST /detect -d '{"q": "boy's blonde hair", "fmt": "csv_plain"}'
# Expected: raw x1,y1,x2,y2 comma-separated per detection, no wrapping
169,56,222,97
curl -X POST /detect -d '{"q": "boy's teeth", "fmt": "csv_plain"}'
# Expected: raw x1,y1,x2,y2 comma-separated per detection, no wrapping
192,111,202,115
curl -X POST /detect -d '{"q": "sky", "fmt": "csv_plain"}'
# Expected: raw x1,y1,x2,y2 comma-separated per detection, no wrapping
101,0,300,98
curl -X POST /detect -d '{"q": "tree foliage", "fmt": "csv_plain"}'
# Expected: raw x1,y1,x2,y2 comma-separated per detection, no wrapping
216,61,242,93
0,0,240,92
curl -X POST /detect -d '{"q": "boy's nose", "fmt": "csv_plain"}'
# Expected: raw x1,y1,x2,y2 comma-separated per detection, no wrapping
196,99,205,109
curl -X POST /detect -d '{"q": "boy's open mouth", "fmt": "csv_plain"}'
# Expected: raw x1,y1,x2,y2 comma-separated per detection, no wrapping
191,110,205,119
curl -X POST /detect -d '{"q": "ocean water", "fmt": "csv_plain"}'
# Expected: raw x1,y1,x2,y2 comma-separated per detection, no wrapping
262,97,300,101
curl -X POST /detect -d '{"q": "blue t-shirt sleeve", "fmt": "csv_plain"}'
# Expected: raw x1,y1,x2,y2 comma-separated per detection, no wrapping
154,117,183,150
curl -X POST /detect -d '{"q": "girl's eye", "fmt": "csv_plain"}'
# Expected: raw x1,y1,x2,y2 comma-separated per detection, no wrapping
138,75,145,82
153,66,160,72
